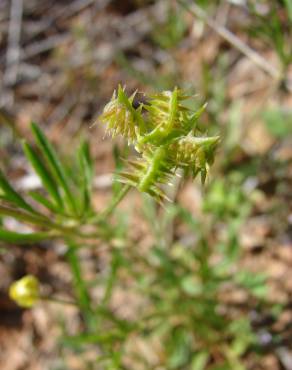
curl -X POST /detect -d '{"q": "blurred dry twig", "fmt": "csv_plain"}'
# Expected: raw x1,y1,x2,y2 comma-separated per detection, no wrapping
178,0,282,81
4,0,23,87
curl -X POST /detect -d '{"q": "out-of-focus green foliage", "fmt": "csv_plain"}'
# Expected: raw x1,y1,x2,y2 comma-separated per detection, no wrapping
1,113,270,369
262,108,292,138
152,5,187,49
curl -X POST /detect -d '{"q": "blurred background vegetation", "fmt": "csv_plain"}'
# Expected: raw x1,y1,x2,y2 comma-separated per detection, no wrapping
0,0,291,369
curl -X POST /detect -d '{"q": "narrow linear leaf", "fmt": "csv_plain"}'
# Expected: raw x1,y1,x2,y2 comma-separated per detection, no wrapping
0,204,62,231
66,244,93,328
31,123,77,214
0,169,35,213
23,141,63,208
102,252,119,306
191,351,209,370
284,0,292,23
0,228,57,244
94,306,134,331
62,331,124,346
79,140,92,170
112,144,124,196
78,141,93,214
67,245,91,308
29,191,60,214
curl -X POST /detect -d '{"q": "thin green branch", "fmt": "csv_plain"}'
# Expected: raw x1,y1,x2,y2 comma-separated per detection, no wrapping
90,184,131,224
42,296,77,306
66,243,95,329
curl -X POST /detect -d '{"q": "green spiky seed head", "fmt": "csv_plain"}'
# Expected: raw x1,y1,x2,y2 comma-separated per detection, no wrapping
98,86,220,201
99,86,142,143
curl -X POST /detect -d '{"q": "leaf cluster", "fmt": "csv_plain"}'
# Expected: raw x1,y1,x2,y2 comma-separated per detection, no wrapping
0,123,94,244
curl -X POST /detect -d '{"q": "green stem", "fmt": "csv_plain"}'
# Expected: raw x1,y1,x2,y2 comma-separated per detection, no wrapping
91,185,131,224
102,253,118,306
0,205,106,242
0,205,91,237
0,205,69,232
66,243,95,329
42,296,77,306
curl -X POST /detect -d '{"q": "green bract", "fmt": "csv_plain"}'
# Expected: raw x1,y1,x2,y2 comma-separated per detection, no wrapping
99,86,220,201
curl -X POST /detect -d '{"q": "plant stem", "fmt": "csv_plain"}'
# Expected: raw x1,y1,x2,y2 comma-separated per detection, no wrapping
42,296,77,306
102,252,118,306
102,184,131,218
0,205,83,236
91,184,131,224
66,243,95,329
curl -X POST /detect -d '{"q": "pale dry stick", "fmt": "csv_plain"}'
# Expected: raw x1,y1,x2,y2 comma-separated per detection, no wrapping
3,0,111,63
22,34,69,60
215,1,231,26
55,0,109,21
19,0,166,68
4,0,23,86
20,0,109,49
46,94,77,127
178,0,282,81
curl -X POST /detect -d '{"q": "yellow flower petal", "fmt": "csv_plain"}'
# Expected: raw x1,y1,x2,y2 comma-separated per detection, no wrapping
9,275,40,308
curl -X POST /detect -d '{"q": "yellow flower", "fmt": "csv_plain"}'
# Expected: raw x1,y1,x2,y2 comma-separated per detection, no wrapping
9,275,40,308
